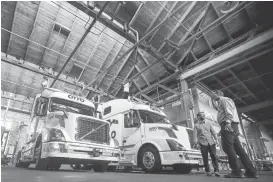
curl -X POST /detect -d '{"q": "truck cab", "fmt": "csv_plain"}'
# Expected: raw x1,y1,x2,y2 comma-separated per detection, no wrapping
100,99,202,173
16,88,119,171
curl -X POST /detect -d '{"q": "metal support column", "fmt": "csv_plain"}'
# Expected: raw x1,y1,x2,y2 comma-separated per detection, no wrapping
239,114,254,160
179,79,194,129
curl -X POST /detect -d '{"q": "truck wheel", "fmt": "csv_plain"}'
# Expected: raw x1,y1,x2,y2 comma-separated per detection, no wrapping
139,145,161,173
35,146,48,170
93,163,108,172
71,164,81,170
173,164,192,174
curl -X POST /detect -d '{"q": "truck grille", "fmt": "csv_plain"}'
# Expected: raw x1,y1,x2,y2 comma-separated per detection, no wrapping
75,117,110,145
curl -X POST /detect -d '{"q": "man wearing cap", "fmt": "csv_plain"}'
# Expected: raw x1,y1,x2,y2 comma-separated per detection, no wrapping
212,90,257,178
193,111,220,177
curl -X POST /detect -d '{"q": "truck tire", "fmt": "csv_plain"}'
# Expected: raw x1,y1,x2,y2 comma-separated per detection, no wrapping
93,163,108,172
35,145,48,170
173,164,192,174
71,164,81,170
139,145,161,173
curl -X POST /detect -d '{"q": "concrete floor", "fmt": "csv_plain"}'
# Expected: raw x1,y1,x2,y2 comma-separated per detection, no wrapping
1,165,273,182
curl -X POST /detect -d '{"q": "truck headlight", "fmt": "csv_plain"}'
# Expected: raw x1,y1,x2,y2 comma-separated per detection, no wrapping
49,128,65,141
166,139,186,151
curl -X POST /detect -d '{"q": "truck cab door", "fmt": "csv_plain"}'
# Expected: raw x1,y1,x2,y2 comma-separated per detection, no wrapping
121,110,142,164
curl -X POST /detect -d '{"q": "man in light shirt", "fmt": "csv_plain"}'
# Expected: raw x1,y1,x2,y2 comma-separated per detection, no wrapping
193,111,220,177
213,90,257,178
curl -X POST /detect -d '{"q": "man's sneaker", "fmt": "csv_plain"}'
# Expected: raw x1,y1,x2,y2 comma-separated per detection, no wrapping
224,172,245,178
206,172,212,176
244,172,259,178
214,172,221,177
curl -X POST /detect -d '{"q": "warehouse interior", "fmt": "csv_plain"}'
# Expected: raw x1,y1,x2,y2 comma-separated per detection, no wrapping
1,1,273,173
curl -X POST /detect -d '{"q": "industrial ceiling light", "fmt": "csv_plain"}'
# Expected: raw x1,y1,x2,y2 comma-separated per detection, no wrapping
221,1,239,14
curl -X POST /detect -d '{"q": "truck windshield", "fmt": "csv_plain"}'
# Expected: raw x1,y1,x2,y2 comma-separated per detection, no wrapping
138,110,168,124
50,98,94,117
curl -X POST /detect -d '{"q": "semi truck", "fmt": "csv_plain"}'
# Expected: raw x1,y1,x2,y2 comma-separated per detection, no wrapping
15,88,119,171
99,98,202,173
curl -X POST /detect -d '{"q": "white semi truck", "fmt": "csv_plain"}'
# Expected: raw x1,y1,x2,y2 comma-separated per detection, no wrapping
99,99,202,173
15,88,119,171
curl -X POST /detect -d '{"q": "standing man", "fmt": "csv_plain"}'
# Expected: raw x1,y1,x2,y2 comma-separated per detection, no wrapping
193,111,220,177
213,90,258,178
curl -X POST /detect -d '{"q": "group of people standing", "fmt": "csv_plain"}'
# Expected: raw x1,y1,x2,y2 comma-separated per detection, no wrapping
193,90,258,178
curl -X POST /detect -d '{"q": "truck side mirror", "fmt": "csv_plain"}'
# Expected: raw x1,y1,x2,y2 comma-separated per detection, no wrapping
35,98,47,116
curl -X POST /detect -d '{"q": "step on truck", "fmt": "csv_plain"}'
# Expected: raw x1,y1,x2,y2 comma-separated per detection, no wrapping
99,98,202,173
16,88,119,171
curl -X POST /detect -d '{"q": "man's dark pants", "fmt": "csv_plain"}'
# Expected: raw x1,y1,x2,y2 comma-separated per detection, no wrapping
221,122,256,175
200,143,219,172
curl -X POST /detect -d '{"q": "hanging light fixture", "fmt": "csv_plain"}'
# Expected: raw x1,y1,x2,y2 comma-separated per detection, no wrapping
221,1,239,14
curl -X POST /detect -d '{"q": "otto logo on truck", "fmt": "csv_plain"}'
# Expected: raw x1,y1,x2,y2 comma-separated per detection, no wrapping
68,95,84,102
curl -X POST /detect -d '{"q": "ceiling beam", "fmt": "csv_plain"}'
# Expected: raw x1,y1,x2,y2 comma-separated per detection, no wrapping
67,1,137,44
157,1,197,52
147,2,179,43
176,3,210,65
180,28,273,80
211,2,232,40
113,66,135,96
23,2,41,61
97,41,125,88
137,49,159,79
1,106,31,115
77,33,106,81
238,99,273,113
50,2,109,88
158,84,181,96
1,55,116,99
141,93,157,104
92,41,116,83
53,8,78,70
247,62,270,93
6,2,18,56
212,75,247,105
1,96,33,105
40,5,61,66
194,45,273,82
228,69,259,101
144,1,168,35
135,65,150,86
134,71,181,97
105,49,135,92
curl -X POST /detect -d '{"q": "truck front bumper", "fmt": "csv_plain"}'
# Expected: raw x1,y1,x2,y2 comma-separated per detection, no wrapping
41,142,119,164
160,150,203,166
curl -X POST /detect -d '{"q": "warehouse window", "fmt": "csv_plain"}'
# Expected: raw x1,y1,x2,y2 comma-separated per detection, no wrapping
53,23,70,37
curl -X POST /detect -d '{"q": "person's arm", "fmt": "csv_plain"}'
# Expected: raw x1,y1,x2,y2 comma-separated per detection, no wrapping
210,123,218,144
193,125,198,144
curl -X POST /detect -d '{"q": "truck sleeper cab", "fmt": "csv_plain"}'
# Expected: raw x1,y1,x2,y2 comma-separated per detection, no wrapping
16,88,119,172
100,99,202,173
